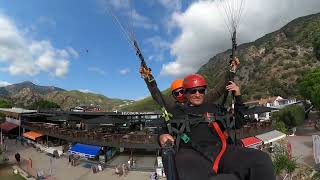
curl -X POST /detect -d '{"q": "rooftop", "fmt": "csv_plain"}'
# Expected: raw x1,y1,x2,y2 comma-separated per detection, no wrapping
255,130,286,144
0,107,37,114
244,96,283,105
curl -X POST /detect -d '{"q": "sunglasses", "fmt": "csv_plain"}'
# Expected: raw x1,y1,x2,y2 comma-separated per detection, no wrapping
187,88,206,95
173,89,184,97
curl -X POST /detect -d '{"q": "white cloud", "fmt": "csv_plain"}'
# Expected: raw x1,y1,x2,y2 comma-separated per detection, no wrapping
66,47,79,58
145,36,170,61
119,68,130,75
0,13,78,77
108,0,130,10
131,10,158,30
158,0,181,11
88,66,107,76
0,80,11,87
161,0,320,77
55,60,69,77
98,0,158,30
146,36,170,50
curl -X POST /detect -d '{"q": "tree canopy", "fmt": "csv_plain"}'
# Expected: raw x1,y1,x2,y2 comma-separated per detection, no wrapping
298,68,320,110
272,105,305,129
29,100,60,110
0,100,12,108
314,37,320,60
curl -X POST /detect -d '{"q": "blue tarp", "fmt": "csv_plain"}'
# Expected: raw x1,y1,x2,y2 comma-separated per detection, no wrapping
68,143,101,158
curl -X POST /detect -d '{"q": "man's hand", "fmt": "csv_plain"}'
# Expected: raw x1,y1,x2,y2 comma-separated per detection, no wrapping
226,81,241,96
159,134,174,147
139,66,152,79
230,57,240,72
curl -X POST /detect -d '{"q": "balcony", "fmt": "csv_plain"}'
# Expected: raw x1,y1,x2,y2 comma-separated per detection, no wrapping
21,122,160,150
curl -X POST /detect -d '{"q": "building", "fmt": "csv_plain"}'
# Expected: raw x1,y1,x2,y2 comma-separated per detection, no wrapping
70,104,103,112
244,96,297,109
243,96,298,122
20,110,163,148
0,108,37,144
241,136,263,149
240,130,286,150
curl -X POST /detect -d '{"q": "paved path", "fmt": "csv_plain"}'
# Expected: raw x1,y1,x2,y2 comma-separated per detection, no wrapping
287,136,314,167
286,111,320,167
3,139,164,180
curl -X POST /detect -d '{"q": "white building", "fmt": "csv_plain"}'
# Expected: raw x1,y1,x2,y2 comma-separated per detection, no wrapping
244,96,297,122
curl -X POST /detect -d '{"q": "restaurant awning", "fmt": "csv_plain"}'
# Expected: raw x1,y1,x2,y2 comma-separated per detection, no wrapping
241,137,263,147
23,131,43,140
255,130,286,144
69,143,101,158
0,121,18,133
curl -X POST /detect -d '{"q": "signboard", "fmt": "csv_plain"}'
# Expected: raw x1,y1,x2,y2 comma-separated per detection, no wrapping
287,142,292,160
120,112,159,115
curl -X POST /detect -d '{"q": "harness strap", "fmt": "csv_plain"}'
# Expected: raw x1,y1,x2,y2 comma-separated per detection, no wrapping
211,121,227,174
175,122,187,151
165,113,230,173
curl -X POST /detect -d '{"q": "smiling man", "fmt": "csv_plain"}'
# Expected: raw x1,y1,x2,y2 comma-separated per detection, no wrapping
159,74,275,180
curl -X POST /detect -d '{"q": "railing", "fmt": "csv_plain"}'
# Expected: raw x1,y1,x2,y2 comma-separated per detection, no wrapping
21,122,160,149
6,117,20,126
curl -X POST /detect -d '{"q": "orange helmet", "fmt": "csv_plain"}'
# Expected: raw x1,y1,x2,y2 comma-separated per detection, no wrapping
170,79,184,92
170,79,185,103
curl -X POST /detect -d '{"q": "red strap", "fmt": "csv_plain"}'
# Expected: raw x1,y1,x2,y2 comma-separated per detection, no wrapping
211,122,227,174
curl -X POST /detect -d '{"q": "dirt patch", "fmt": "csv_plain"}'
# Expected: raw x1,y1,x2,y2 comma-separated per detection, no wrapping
302,140,313,148
0,163,13,176
0,163,25,180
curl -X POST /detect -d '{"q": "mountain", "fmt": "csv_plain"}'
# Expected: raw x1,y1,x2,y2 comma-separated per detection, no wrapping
0,81,65,107
0,81,132,111
3,81,65,95
44,90,132,111
121,13,320,112
199,13,320,100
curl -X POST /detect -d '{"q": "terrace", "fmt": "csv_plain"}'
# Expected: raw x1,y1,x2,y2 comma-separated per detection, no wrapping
21,121,159,150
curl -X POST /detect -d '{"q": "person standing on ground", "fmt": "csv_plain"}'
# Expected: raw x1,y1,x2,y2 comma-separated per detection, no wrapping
15,152,21,165
49,156,53,176
28,157,32,174
68,155,71,164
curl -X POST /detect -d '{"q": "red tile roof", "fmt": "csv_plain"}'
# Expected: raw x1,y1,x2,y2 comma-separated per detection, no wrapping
241,137,263,147
0,122,18,133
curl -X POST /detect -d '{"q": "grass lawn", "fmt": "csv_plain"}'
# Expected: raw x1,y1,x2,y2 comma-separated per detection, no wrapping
0,162,25,180
0,174,25,180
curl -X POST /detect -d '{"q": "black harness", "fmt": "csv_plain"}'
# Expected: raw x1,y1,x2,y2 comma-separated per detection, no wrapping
167,112,233,150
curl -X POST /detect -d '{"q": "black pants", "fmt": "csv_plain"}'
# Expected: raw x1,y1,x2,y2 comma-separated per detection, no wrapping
172,146,275,180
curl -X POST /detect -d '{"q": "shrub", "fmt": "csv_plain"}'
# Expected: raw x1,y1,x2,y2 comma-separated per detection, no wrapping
272,143,298,176
271,105,305,129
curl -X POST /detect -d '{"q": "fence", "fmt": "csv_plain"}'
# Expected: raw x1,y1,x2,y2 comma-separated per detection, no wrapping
313,135,320,164
18,157,57,180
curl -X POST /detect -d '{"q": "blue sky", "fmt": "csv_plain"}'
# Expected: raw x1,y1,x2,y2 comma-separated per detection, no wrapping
0,0,319,100
0,0,184,99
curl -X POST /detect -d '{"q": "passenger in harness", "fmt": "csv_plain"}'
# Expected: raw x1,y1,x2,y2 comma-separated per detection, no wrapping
159,74,275,180
170,79,186,105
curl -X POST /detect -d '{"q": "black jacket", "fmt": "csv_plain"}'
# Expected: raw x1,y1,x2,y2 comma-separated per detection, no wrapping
165,96,246,163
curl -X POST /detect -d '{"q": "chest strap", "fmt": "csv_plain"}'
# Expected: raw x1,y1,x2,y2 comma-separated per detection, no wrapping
210,121,227,174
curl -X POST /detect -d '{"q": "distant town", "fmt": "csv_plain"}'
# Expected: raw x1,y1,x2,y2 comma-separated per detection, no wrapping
0,94,319,179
